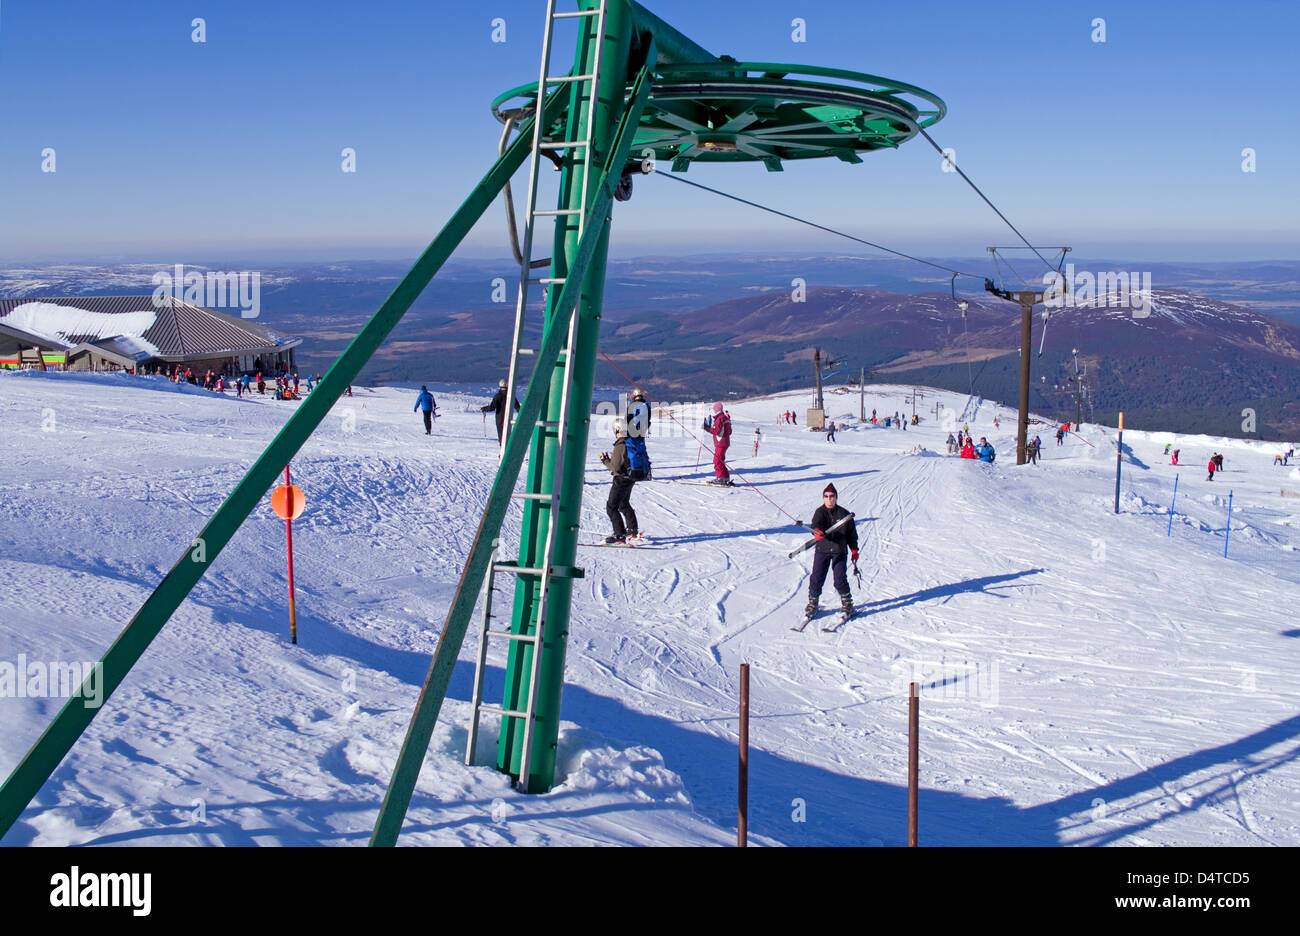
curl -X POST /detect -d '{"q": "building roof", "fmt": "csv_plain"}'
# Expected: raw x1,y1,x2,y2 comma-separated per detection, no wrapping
0,295,299,361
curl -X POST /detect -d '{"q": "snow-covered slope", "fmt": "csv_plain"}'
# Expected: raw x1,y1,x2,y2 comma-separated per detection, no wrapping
1,371,1297,846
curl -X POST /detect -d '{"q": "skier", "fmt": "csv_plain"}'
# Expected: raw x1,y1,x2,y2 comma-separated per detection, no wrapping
257,372,265,395
1164,443,1172,456
753,426,762,457
481,378,520,445
1207,456,1217,482
236,375,244,398
707,402,732,485
1171,448,1180,466
826,422,836,443
803,483,858,623
975,437,996,463
625,389,653,478
1027,437,1039,465
598,417,639,543
871,409,877,425
1213,453,1224,472
414,385,437,434
946,432,956,454
960,437,977,459
1055,427,1064,446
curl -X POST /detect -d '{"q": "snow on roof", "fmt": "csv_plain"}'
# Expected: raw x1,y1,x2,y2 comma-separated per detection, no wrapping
3,301,157,349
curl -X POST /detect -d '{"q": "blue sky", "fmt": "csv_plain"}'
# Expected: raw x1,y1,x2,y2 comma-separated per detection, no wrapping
1,0,1297,262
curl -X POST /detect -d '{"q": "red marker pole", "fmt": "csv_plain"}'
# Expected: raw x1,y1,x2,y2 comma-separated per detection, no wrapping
285,465,298,644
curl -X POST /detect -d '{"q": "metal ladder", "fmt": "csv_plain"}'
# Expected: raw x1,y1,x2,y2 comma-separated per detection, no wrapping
466,0,608,786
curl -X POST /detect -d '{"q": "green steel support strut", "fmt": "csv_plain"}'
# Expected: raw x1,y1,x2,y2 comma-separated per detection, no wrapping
497,0,634,793
0,89,566,842
368,40,657,845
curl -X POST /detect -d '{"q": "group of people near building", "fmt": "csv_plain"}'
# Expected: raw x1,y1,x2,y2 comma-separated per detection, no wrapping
168,365,319,401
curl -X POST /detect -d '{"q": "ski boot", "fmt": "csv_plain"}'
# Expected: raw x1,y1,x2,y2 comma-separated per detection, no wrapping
804,598,819,619
839,594,854,618
605,534,625,545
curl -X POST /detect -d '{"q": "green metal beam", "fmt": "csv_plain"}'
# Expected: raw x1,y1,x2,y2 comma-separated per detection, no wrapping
368,47,657,845
497,0,638,793
0,89,567,842
628,1,717,65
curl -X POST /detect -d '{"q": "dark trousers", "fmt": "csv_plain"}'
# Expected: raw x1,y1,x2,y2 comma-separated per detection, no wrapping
606,475,637,538
422,410,432,434
495,414,505,444
809,550,850,601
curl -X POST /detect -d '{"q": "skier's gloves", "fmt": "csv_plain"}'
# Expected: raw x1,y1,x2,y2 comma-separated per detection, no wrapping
812,528,824,540
851,550,859,561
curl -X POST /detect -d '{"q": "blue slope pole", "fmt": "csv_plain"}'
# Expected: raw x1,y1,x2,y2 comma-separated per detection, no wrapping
1225,490,1233,558
1166,474,1178,537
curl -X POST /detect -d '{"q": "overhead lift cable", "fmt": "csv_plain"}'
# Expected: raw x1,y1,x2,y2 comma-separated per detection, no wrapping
917,129,1056,275
652,169,984,281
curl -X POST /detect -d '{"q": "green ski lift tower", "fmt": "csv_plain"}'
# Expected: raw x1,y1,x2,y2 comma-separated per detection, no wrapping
0,0,945,847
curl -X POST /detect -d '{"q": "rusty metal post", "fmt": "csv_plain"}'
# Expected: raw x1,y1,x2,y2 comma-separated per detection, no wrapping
738,662,749,847
908,681,918,846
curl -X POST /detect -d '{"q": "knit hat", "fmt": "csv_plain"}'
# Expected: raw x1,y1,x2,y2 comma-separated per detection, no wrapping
713,402,723,413
823,483,837,496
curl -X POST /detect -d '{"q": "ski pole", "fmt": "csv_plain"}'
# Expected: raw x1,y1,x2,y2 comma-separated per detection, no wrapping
696,443,702,468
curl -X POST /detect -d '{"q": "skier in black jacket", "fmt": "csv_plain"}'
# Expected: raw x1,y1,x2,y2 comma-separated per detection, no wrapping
806,482,858,619
481,378,521,444
598,417,639,543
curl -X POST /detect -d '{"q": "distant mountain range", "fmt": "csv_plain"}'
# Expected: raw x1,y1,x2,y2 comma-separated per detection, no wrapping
3,255,1298,439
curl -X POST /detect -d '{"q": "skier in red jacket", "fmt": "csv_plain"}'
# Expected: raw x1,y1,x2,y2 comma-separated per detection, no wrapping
707,402,732,485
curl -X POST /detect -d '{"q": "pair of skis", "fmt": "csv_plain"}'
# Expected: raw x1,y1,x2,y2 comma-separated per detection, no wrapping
792,604,855,633
578,533,664,549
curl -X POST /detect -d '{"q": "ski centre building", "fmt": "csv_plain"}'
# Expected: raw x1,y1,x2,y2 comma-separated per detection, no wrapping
0,296,301,375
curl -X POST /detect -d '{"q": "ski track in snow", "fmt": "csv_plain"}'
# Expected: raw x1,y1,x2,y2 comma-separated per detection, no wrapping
2,369,1299,846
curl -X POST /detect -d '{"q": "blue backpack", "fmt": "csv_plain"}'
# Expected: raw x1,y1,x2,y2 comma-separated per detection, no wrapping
625,436,649,480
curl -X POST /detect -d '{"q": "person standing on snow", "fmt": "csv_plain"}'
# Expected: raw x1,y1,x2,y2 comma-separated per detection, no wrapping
625,389,653,478
960,437,977,459
599,417,639,543
975,436,996,463
753,426,762,456
1207,456,1217,482
707,402,732,485
826,421,836,443
414,385,437,434
805,483,858,620
481,378,520,445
